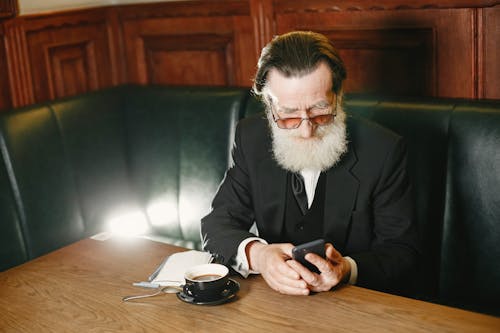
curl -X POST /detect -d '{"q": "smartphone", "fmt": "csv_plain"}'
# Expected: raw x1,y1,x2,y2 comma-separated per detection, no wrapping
291,239,326,273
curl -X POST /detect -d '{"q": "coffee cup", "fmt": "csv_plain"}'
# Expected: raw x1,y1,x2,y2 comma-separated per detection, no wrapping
183,263,230,301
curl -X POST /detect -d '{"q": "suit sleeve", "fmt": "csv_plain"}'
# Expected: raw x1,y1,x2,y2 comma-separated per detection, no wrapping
201,121,258,265
349,138,420,294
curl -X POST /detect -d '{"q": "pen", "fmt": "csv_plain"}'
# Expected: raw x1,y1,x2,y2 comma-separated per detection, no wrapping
148,256,169,282
133,281,161,289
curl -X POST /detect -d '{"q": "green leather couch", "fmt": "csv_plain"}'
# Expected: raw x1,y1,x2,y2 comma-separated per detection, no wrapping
1,85,499,316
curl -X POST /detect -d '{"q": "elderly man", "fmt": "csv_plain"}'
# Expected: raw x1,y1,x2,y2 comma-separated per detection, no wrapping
201,31,419,295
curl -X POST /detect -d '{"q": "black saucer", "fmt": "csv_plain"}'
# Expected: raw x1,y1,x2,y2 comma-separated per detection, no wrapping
176,279,240,305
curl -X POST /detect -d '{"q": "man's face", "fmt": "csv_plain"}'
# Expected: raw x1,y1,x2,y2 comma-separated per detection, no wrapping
264,62,347,172
266,62,336,139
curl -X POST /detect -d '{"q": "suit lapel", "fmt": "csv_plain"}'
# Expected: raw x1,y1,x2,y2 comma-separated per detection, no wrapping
324,147,359,252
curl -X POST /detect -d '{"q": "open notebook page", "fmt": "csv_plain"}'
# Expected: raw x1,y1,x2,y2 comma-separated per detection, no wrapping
151,250,213,286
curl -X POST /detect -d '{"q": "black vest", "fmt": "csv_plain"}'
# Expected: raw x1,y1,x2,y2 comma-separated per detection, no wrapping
280,172,326,244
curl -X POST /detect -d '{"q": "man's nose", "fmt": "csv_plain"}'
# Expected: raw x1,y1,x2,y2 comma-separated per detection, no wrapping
298,118,314,138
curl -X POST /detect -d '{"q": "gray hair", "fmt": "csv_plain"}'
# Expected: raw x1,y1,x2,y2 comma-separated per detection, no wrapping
253,31,347,97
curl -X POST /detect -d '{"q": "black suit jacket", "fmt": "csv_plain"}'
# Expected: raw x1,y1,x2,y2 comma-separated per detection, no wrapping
201,113,419,293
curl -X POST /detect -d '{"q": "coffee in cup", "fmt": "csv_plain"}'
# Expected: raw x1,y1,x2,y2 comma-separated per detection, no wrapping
191,274,223,282
183,263,230,301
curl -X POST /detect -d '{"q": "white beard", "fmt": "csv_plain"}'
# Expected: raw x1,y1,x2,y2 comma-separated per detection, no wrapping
268,106,348,173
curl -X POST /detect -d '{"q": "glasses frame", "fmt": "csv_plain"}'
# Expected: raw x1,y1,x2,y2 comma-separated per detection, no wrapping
270,100,338,130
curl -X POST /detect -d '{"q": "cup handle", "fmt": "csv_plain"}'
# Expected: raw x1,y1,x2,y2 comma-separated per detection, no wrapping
183,282,195,296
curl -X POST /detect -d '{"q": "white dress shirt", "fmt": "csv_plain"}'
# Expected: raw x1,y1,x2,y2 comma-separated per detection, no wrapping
232,169,358,285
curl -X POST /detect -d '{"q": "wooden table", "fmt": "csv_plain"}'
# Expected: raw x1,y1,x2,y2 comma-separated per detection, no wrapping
1,238,499,332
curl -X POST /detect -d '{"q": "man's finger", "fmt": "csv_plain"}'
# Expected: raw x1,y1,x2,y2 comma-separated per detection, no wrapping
305,253,331,273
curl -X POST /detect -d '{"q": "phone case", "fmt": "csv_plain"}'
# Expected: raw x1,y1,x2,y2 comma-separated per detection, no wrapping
291,239,325,273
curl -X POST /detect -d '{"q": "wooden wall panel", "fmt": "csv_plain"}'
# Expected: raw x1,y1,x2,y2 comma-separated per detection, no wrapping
0,0,17,19
319,28,435,96
0,24,11,111
2,19,35,108
142,34,235,85
1,0,498,112
271,6,476,98
480,6,500,99
47,41,99,98
22,9,121,103
120,2,257,87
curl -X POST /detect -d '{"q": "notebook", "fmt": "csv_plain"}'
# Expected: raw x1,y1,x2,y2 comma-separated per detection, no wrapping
149,250,213,286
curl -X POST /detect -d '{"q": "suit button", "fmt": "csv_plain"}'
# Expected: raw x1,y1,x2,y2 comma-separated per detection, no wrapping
296,224,304,231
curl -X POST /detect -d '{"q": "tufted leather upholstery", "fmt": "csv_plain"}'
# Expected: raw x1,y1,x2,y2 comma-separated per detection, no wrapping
440,101,500,315
0,85,248,266
0,105,86,260
123,86,247,248
0,140,27,270
0,85,498,316
350,97,454,300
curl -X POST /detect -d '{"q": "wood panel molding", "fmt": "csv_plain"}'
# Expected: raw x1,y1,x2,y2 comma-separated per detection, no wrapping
21,7,113,32
140,33,236,85
121,3,257,87
105,8,126,86
272,5,480,98
44,40,99,99
314,28,436,96
0,0,18,19
2,18,36,108
0,24,11,111
273,0,500,13
249,0,275,55
117,0,249,20
479,6,500,99
17,8,123,104
0,0,498,111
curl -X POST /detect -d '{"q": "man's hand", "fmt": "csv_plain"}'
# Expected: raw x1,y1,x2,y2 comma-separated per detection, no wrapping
286,242,351,292
247,241,310,295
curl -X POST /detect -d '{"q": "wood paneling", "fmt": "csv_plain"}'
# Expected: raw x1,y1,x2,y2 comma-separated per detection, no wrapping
21,9,121,103
270,4,478,98
0,0,17,19
142,34,235,85
249,0,275,54
480,6,500,99
272,0,499,11
2,19,35,108
47,41,99,99
319,28,435,96
0,24,11,111
0,0,498,112
120,1,256,87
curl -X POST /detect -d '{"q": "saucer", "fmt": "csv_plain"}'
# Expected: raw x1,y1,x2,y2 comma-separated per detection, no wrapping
176,279,240,305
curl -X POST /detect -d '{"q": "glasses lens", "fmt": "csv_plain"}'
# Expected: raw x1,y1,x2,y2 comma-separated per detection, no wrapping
310,114,334,125
277,118,302,129
276,114,335,129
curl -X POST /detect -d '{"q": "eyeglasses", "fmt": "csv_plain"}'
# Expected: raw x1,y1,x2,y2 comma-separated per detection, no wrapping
271,103,337,129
